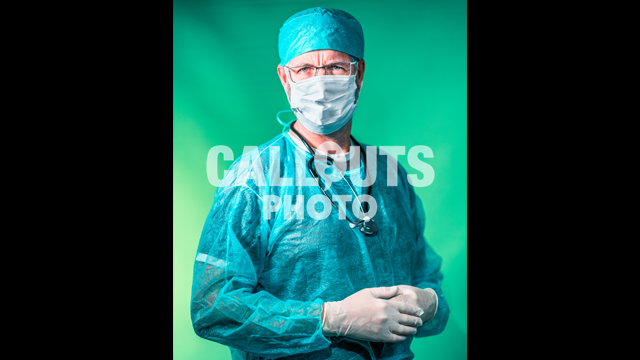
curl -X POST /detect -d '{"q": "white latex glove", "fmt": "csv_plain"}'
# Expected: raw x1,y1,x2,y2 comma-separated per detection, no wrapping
389,285,438,323
322,286,424,343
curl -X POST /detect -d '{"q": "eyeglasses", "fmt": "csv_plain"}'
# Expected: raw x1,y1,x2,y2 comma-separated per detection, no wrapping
285,61,358,83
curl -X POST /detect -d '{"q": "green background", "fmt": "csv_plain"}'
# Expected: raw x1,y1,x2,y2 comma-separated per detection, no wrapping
173,0,466,359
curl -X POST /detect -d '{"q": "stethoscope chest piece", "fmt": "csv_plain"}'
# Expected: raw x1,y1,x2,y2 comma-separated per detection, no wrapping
360,218,378,235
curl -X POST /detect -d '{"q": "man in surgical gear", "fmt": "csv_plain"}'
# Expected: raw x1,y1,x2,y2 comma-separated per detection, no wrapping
191,7,449,360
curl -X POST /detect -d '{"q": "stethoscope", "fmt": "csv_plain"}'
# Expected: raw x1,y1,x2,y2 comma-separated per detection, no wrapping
288,121,378,236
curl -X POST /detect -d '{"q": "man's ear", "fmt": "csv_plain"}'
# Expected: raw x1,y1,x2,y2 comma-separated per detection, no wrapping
355,59,365,102
277,65,291,103
357,59,365,88
277,65,288,88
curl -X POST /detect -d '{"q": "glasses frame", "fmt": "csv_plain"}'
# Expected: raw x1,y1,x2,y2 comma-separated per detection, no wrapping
285,60,358,83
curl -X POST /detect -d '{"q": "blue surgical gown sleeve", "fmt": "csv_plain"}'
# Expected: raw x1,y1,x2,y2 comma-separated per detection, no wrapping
410,191,450,337
190,157,330,358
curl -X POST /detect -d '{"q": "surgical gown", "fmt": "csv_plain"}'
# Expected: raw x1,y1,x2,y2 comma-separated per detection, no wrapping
190,131,449,360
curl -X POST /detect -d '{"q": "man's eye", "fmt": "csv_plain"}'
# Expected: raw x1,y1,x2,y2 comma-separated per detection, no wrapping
299,67,310,72
332,65,346,71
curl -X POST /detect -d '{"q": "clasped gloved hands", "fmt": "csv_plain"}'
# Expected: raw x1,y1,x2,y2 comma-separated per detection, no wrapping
321,286,425,343
388,285,438,323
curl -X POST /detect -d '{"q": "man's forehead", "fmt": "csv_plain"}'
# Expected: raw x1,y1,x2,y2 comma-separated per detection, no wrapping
289,50,351,66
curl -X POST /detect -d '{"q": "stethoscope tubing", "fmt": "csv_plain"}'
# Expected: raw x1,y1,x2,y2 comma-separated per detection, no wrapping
288,121,373,228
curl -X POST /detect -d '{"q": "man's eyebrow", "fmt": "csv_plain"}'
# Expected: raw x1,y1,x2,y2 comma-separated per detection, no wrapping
289,59,350,67
290,62,315,67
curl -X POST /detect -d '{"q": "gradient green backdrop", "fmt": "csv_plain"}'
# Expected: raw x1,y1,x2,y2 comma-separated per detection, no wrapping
174,0,466,358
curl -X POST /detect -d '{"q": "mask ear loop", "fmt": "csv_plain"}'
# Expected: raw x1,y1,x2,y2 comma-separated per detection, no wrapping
276,68,297,134
277,110,296,134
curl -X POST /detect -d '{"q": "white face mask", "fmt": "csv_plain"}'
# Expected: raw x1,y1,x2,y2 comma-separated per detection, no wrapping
287,73,359,135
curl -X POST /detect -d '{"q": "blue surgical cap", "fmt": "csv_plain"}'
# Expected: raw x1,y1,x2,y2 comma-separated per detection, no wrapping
278,7,364,66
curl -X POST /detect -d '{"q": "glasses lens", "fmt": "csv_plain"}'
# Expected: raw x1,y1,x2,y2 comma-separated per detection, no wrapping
290,66,314,82
325,62,354,76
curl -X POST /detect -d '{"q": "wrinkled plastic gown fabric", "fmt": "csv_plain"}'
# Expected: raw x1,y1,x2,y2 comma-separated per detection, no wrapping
191,132,449,360
278,7,364,66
